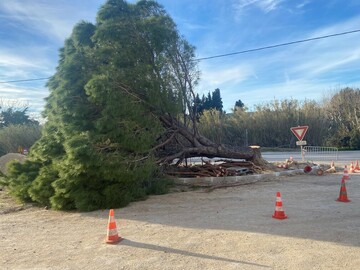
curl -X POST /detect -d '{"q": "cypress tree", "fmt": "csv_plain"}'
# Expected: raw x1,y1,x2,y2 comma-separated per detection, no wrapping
211,88,223,112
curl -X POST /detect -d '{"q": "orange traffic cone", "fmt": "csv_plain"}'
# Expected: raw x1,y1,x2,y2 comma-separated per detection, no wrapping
337,178,350,203
105,209,122,244
272,192,287,219
350,162,355,173
355,160,359,171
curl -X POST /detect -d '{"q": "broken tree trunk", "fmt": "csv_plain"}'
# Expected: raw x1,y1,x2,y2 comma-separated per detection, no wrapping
156,114,268,167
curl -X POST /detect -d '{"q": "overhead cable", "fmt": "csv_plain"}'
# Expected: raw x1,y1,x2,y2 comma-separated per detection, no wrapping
195,29,360,61
1,29,360,83
0,77,51,84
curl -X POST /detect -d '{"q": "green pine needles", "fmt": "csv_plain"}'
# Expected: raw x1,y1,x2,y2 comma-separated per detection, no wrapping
5,0,191,211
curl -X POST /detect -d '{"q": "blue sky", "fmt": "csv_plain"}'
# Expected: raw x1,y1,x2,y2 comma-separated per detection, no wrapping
1,0,360,117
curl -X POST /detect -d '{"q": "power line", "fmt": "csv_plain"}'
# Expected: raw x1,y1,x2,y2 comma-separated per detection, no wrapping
1,29,360,84
0,77,50,84
195,29,360,61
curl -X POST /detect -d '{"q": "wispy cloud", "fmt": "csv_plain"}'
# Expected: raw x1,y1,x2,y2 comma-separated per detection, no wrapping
0,83,48,113
197,62,258,101
296,1,310,9
195,12,360,110
0,52,45,69
0,46,52,114
0,1,72,41
0,0,101,42
0,0,101,116
233,0,283,13
0,46,54,82
287,15,360,78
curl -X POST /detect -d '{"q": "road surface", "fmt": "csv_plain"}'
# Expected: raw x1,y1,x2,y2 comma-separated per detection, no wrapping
262,150,360,164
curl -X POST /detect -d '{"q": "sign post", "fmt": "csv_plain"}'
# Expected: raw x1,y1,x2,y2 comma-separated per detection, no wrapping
290,126,309,161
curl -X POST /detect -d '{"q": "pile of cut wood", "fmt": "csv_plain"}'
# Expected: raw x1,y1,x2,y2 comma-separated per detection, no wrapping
165,160,263,178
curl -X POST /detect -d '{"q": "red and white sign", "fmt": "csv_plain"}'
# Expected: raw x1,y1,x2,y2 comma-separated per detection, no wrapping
290,126,309,141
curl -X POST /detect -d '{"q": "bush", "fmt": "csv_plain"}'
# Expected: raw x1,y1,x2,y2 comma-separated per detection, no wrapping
349,130,360,150
5,159,42,203
6,148,172,211
0,124,41,156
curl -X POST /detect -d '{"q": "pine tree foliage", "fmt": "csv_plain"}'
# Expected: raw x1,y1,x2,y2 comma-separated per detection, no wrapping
6,0,266,211
6,0,196,211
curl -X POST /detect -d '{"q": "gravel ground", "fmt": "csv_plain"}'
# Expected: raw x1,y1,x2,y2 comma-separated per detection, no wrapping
1,171,360,269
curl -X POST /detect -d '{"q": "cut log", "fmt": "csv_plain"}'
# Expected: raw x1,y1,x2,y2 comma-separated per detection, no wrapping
156,114,269,167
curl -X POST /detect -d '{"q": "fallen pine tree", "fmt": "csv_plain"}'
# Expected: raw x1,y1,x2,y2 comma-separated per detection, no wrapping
4,1,270,211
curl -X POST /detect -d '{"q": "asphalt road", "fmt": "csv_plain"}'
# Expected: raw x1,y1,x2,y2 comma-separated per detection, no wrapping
185,150,360,166
262,150,360,164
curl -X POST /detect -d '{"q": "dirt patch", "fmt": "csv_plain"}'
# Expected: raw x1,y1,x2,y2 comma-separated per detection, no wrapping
0,188,32,214
0,188,19,212
1,172,360,269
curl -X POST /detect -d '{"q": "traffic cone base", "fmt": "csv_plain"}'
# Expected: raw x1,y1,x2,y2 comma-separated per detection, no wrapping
272,192,287,220
337,178,351,203
105,209,123,244
337,197,350,203
272,211,287,219
106,236,122,243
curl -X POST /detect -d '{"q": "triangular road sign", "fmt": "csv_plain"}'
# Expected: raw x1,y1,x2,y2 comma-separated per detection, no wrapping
290,126,309,141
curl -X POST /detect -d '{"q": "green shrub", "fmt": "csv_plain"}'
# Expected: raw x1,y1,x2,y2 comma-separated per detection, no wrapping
0,124,41,156
28,165,58,206
6,149,172,211
6,159,42,203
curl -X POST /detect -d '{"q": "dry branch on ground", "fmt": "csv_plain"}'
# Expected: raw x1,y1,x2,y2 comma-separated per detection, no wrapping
165,160,264,178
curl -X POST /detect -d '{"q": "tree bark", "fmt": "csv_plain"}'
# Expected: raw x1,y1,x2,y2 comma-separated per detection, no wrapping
156,114,268,166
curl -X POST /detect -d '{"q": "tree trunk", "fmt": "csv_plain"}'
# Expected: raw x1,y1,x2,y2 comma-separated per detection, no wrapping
156,114,268,166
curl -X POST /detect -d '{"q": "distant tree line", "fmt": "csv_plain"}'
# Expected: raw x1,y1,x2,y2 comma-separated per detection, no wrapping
2,87,357,157
0,104,41,156
193,88,223,115
197,87,360,150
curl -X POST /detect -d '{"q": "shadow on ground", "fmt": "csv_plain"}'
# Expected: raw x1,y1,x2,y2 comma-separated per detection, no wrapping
121,238,270,268
113,173,360,247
